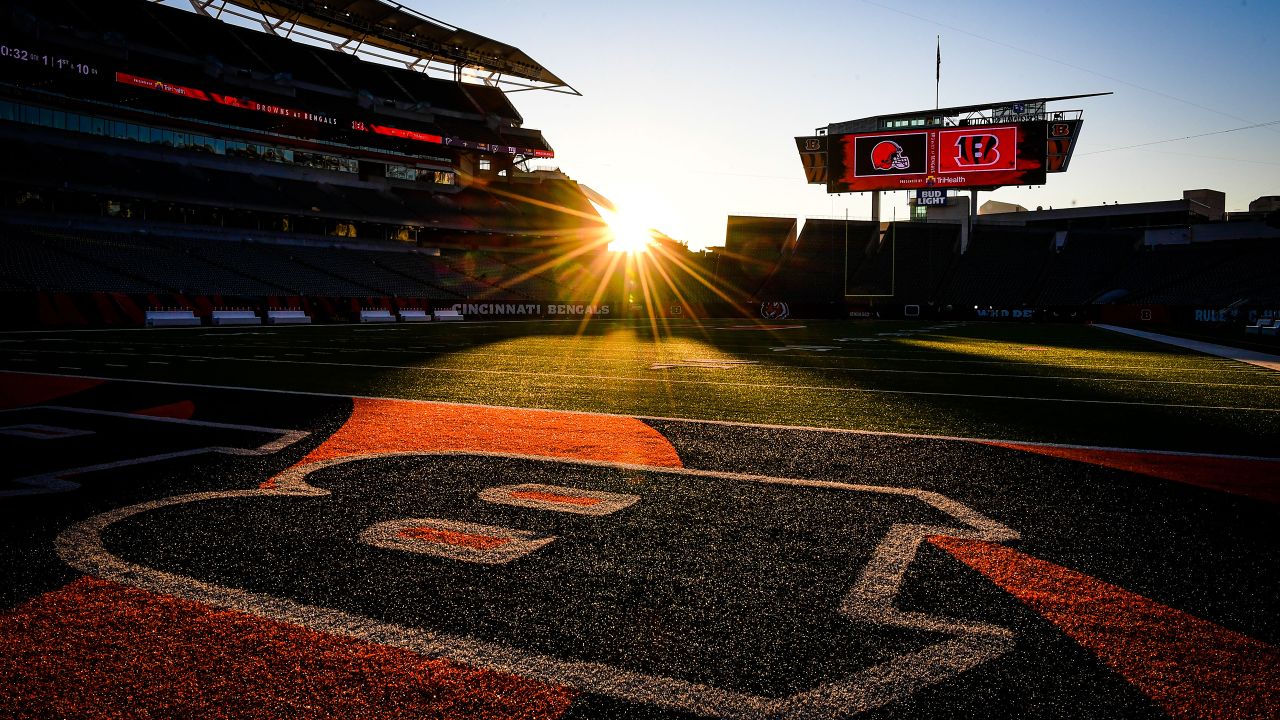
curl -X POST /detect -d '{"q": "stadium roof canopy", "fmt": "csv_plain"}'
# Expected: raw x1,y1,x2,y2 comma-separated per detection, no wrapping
173,0,578,94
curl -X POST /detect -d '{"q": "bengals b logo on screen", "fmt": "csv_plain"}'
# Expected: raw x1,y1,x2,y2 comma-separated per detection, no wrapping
953,134,1001,167
937,126,1019,174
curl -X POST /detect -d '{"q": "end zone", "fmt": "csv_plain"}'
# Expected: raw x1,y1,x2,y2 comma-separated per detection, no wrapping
0,370,1276,719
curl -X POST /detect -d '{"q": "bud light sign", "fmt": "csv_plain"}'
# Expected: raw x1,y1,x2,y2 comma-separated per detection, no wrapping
917,189,949,206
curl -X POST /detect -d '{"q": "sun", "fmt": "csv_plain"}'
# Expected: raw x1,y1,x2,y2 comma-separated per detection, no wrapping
603,210,653,254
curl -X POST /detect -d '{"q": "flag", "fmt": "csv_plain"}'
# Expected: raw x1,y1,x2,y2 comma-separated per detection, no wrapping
936,36,941,82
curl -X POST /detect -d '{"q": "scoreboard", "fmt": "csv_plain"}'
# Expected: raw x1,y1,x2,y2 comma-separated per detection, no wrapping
825,121,1047,193
795,94,1099,194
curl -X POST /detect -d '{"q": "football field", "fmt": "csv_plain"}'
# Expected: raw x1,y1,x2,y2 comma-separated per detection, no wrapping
1,319,1277,718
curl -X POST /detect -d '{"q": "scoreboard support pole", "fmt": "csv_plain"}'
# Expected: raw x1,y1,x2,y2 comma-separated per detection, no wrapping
870,191,881,223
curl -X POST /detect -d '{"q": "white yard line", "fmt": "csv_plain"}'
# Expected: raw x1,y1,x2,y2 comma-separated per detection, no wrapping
19,333,1262,373
5,369,1278,460
3,351,1279,412
7,341,1272,380
1096,325,1280,373
0,405,308,498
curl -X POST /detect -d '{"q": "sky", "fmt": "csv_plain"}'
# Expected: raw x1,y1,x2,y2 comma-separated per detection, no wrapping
401,0,1278,250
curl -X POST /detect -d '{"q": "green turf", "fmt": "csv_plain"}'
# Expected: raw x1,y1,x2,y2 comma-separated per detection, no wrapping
3,319,1278,455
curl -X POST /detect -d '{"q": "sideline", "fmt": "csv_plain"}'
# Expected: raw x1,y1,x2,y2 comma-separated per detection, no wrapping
3,369,1277,461
4,350,1278,412
1096,325,1280,373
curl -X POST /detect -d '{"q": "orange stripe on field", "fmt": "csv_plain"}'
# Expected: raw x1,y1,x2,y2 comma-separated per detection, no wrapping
0,576,575,719
509,490,603,506
930,536,1280,720
298,397,683,469
399,527,511,550
981,441,1280,505
0,372,101,409
130,400,196,419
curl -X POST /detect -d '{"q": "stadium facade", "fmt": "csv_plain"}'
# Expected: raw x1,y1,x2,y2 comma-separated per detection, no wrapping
0,0,1275,332
721,190,1279,327
0,0,677,325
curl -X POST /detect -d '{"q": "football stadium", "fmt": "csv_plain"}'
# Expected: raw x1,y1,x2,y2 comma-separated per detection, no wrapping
0,1,1277,718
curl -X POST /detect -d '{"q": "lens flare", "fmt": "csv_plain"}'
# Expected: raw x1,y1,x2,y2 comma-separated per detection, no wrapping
604,210,653,254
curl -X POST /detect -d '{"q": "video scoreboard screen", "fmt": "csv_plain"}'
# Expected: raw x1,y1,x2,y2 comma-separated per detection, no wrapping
825,121,1047,193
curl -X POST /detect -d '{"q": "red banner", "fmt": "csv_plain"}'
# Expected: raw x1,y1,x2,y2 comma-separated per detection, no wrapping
114,71,552,158
370,124,443,145
115,72,209,101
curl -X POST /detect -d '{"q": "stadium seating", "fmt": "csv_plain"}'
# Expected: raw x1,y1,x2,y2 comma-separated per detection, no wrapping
4,0,553,175
38,231,288,296
0,214,608,305
887,223,960,304
721,216,795,298
0,0,629,328
843,228,894,298
1102,243,1214,303
1035,230,1138,306
757,219,874,304
24,0,526,124
0,228,157,293
431,253,526,300
937,226,1055,308
1130,240,1280,306
358,254,466,300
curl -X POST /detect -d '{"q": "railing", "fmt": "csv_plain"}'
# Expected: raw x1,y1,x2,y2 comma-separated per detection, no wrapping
948,109,1083,127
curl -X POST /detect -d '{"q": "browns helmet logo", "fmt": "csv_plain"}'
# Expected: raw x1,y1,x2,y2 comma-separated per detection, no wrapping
870,141,910,171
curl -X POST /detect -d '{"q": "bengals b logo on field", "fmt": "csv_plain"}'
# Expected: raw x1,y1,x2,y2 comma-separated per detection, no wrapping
760,301,790,320
953,134,1001,167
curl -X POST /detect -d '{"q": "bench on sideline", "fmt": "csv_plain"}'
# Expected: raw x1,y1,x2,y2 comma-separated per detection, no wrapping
145,309,200,327
211,309,261,326
266,309,311,325
1246,318,1277,336
359,309,396,323
433,309,464,322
